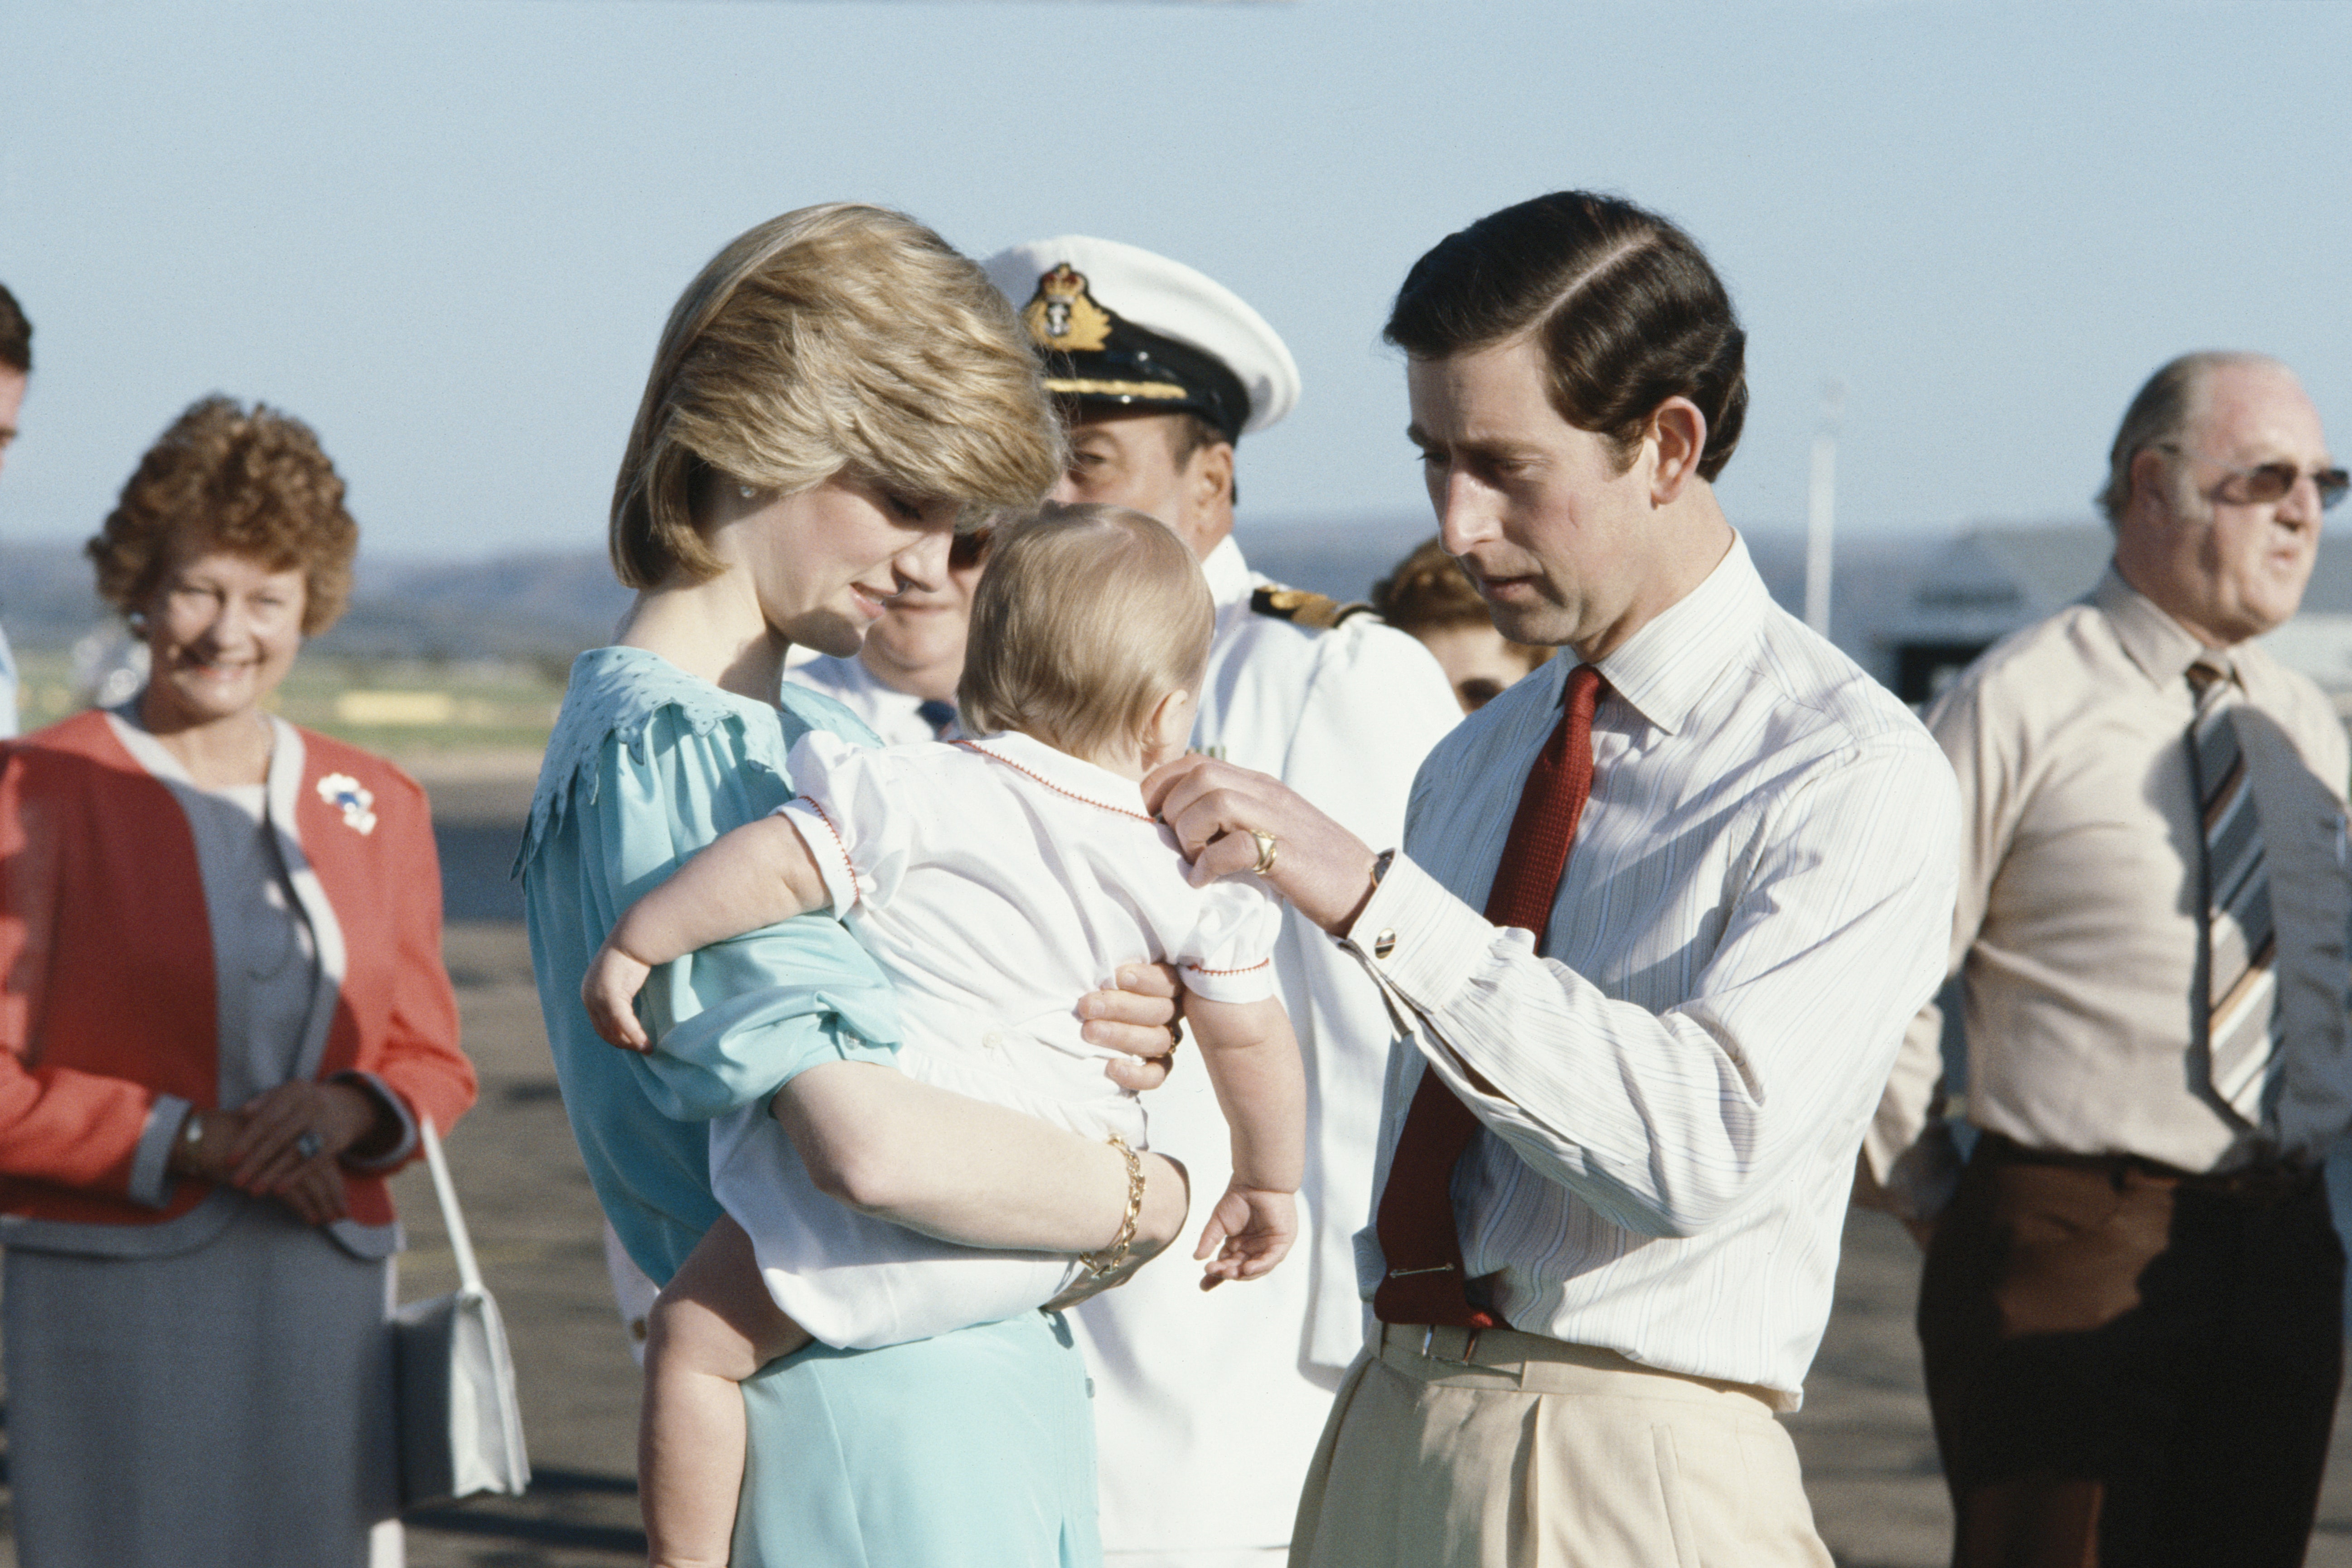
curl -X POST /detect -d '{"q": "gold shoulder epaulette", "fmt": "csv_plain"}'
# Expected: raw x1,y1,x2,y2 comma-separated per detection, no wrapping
1250,585,1376,632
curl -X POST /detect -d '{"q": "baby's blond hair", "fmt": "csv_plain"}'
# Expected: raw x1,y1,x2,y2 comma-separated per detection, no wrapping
960,504,1214,761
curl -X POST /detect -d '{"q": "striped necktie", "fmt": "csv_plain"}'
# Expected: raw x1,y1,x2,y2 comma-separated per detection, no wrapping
2187,659,2286,1127
1371,664,1604,1329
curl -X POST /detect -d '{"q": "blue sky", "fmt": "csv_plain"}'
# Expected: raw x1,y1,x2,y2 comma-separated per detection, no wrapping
2,0,2346,564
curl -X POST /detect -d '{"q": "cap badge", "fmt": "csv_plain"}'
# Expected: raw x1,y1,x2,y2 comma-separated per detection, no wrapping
1022,263,1113,353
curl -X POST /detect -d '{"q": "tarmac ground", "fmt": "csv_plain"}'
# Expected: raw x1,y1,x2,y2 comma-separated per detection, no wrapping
6,761,2352,1566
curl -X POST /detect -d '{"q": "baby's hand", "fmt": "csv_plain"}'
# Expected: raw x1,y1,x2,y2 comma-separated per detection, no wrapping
582,936,654,1052
1193,1184,1297,1289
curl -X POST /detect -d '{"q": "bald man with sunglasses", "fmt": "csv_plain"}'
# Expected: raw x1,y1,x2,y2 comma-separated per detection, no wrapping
1864,351,2352,1568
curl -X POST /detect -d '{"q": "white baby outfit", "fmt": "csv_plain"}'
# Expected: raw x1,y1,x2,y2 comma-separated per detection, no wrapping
708,728,1282,1349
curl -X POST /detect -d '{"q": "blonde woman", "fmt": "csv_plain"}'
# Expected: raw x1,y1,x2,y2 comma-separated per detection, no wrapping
519,206,1188,1566
584,505,1308,1568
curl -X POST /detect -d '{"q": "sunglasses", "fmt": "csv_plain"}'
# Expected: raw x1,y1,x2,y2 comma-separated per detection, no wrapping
949,527,993,570
2161,445,2349,511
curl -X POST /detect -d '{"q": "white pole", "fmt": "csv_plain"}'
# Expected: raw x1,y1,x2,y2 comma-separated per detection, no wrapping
1804,379,1844,639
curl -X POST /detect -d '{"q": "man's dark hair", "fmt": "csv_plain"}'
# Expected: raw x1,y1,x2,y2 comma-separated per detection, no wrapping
0,283,29,376
1384,192,1747,482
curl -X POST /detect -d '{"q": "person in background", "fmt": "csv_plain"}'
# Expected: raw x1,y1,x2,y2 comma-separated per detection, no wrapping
1372,536,1552,712
786,523,991,744
984,234,1462,1568
0,281,31,737
1863,352,2351,1568
0,395,479,1567
1148,190,1959,1567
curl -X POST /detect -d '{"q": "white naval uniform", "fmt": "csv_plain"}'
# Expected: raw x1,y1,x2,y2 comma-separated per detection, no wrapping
1070,535,1462,1566
784,653,953,746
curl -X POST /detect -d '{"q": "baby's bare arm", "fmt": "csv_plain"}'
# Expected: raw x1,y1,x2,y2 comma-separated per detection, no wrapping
613,813,834,968
1187,996,1307,1196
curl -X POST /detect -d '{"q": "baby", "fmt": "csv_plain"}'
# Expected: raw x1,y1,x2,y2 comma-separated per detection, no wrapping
582,503,1305,1568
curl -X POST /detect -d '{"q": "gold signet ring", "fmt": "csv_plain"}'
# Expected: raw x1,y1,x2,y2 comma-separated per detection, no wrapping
1249,829,1279,876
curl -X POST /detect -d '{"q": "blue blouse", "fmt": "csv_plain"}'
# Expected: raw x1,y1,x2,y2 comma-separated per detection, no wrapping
518,646,902,1288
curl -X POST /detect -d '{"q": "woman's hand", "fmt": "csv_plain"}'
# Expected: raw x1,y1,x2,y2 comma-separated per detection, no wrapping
1079,962,1187,1092
165,1106,252,1184
225,1080,387,1204
273,1156,353,1226
583,935,656,1051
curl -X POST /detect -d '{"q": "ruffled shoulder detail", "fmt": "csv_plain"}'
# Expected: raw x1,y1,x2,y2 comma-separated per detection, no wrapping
515,647,882,877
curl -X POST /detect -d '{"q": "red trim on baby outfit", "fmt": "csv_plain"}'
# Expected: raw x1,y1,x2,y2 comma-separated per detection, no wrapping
1184,958,1273,977
952,740,1157,824
799,796,852,863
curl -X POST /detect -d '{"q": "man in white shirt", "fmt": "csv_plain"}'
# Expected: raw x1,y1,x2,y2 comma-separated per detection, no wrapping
984,237,1462,1567
1863,353,2351,1568
0,282,31,739
786,526,989,745
1150,191,1960,1566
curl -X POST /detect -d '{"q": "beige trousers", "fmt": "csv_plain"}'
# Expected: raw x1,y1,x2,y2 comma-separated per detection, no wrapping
1289,1324,1831,1568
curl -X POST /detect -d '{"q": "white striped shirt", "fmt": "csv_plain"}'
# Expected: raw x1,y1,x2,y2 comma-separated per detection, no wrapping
1343,535,1959,1405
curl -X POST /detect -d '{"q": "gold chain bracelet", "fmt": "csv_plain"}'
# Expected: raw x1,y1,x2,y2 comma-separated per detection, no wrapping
1080,1135,1146,1278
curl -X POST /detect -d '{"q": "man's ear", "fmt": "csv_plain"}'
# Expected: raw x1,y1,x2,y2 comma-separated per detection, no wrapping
1189,440,1235,514
2128,447,2174,527
1647,397,1709,507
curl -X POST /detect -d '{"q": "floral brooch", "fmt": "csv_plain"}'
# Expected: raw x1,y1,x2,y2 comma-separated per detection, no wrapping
317,773,378,836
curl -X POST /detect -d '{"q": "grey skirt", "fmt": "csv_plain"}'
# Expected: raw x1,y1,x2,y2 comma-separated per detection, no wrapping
3,1195,399,1568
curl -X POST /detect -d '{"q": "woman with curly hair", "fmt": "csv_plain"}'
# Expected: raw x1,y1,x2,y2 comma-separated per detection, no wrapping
0,396,479,1567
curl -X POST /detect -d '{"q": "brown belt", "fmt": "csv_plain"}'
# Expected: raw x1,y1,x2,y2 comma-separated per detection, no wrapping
1975,1131,2320,1206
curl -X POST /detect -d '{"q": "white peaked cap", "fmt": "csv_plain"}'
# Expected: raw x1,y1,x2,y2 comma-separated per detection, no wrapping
983,235,1302,436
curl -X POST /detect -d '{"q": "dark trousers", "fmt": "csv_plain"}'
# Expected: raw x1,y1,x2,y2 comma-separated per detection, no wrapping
1918,1135,2344,1568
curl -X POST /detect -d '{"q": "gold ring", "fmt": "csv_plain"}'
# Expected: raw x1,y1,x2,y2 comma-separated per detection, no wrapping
1249,829,1278,876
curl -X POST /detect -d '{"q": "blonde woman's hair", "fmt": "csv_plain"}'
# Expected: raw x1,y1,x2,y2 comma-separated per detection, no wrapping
960,503,1215,761
610,203,1065,588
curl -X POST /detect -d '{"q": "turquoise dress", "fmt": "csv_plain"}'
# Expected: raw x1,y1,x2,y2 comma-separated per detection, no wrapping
519,646,1099,1567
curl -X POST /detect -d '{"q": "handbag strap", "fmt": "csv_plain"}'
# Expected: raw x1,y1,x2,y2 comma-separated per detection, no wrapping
418,1117,484,1297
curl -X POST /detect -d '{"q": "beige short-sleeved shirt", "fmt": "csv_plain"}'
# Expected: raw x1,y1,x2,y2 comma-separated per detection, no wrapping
1869,568,2352,1218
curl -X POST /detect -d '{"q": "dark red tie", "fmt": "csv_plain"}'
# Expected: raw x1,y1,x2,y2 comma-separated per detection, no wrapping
1372,664,1603,1328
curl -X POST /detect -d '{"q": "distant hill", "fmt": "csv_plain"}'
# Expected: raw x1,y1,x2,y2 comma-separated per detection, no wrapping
0,520,1948,686
0,539,632,668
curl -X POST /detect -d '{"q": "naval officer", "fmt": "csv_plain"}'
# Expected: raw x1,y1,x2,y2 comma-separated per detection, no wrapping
984,236,1463,1568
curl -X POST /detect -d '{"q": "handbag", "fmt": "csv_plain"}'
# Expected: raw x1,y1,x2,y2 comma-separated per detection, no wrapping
393,1116,532,1509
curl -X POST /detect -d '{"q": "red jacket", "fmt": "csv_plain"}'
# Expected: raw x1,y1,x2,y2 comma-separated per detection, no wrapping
0,708,475,1237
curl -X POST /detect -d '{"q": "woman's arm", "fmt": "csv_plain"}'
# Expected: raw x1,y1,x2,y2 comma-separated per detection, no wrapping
774,1060,1190,1265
